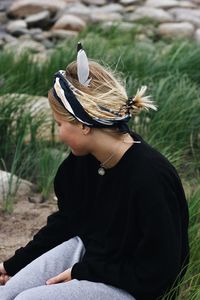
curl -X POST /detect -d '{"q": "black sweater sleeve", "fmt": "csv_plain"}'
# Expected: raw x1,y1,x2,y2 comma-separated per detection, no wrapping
4,154,74,276
4,210,73,276
71,174,189,300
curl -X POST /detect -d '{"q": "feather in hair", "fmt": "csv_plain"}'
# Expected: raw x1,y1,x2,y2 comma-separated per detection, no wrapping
77,42,91,86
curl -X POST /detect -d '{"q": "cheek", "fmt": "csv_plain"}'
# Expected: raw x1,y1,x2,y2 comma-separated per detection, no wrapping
58,127,70,144
58,127,80,148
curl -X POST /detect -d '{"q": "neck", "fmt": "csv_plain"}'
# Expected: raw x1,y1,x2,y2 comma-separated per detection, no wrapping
90,132,134,169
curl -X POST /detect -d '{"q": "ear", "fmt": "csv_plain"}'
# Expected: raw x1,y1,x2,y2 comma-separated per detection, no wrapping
81,124,91,135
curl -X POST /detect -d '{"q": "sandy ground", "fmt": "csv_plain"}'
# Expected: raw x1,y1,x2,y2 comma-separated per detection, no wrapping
0,195,56,263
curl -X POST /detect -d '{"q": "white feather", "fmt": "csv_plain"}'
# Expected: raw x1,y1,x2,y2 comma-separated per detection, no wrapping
77,49,90,86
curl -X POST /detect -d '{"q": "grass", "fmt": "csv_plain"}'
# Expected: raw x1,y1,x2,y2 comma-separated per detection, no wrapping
0,24,199,298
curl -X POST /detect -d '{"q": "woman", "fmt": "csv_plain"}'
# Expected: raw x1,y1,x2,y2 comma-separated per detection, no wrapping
0,43,189,300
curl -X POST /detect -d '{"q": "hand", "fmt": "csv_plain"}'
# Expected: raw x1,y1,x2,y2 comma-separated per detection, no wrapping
46,267,72,285
0,262,10,285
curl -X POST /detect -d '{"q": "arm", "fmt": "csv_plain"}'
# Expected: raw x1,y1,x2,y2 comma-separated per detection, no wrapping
3,154,75,276
71,177,189,300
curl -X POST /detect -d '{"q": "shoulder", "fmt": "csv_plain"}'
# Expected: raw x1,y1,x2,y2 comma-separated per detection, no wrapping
129,132,182,191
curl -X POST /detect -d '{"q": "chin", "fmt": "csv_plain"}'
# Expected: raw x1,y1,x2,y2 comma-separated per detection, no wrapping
71,148,89,156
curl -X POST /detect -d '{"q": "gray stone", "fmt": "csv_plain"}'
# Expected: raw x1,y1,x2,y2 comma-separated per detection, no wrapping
194,28,200,42
50,29,78,39
32,32,46,42
120,0,140,5
145,0,180,9
158,22,195,38
6,20,27,34
25,10,50,29
29,28,43,36
52,14,86,32
0,0,13,12
100,21,138,31
4,39,46,54
97,3,124,13
8,0,67,18
123,5,137,13
0,12,7,24
41,38,53,49
174,11,200,27
132,7,174,22
83,0,106,5
90,12,123,23
0,40,4,48
178,1,197,8
0,93,54,141
169,8,200,18
58,3,91,22
0,170,33,202
0,33,17,43
31,50,48,63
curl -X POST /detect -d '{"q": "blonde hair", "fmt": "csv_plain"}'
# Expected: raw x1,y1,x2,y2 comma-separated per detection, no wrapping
48,60,156,123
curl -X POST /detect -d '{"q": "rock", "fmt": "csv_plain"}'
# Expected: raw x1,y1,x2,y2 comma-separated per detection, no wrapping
28,194,46,203
83,0,106,5
145,0,180,9
31,32,47,42
123,5,137,13
8,0,67,18
120,0,140,5
6,20,27,34
0,0,13,12
97,3,124,13
0,12,7,24
131,7,174,22
90,12,122,23
41,38,53,49
0,40,4,48
158,22,194,38
32,51,50,63
0,94,54,141
6,20,29,37
29,27,43,36
60,3,91,21
169,8,200,18
101,21,139,32
52,14,86,32
0,33,17,43
50,29,78,39
25,10,50,29
173,11,200,27
4,39,46,54
178,1,197,8
0,170,33,202
195,28,200,42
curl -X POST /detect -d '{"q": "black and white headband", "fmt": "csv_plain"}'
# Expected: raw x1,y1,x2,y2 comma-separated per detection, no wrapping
52,43,132,132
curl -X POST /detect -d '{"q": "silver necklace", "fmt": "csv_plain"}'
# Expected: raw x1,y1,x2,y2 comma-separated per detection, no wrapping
98,151,117,176
98,139,141,176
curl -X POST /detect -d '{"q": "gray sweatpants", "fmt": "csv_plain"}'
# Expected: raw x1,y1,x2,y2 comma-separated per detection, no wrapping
0,236,136,300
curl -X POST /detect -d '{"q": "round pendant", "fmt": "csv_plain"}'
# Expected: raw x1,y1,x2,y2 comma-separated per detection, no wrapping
98,167,105,176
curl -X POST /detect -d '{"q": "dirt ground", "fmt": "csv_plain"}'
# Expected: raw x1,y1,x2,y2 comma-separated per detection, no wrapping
0,194,57,263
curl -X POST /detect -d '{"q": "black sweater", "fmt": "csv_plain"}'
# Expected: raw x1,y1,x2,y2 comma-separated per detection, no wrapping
4,132,189,300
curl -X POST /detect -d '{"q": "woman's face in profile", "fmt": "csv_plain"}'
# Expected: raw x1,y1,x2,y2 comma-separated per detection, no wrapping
53,113,90,156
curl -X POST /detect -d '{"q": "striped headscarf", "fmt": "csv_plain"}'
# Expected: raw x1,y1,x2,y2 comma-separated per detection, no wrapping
52,43,131,133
